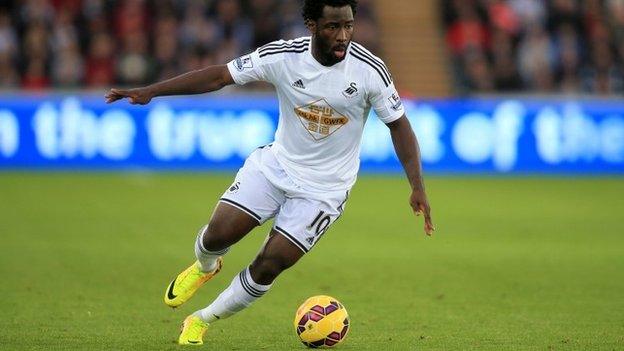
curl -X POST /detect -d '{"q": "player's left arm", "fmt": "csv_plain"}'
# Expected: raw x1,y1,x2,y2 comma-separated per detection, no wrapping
386,115,434,236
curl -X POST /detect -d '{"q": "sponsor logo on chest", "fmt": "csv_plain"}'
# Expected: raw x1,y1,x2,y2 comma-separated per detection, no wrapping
294,98,349,141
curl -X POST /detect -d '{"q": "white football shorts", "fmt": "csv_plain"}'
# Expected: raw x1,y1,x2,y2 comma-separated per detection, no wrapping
220,145,350,253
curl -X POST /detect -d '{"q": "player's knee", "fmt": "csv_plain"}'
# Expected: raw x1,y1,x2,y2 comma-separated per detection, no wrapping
201,219,232,251
250,256,293,284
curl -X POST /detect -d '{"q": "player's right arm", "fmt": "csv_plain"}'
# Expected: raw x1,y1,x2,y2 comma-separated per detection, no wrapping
105,65,234,105
106,38,297,104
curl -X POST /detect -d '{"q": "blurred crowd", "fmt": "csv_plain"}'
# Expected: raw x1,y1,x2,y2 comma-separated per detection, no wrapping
442,0,624,94
0,0,379,90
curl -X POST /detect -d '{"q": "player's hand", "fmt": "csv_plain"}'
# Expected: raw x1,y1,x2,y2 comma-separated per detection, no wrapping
105,87,153,105
410,189,434,236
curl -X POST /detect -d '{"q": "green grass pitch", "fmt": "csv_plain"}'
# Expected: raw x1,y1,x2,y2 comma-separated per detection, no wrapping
0,173,623,350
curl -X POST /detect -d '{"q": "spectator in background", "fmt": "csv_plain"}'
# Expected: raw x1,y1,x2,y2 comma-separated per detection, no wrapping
445,0,489,56
50,6,84,87
213,0,252,62
607,0,624,43
509,0,546,28
0,52,19,88
4,0,622,95
51,41,84,87
20,19,50,89
113,0,149,39
462,48,494,92
558,45,581,92
442,0,624,95
547,0,582,31
22,57,49,90
18,0,55,26
487,0,520,36
582,41,623,94
1,0,382,89
491,28,522,91
553,23,582,92
179,1,221,54
153,14,180,80
0,10,17,60
116,31,155,85
279,1,308,39
249,0,281,49
0,10,19,88
517,24,556,91
85,31,115,87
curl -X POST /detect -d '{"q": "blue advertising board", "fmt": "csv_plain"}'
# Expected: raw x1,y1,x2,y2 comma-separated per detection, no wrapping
0,94,622,174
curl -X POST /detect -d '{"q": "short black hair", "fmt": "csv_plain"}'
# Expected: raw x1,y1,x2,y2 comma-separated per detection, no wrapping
302,0,358,21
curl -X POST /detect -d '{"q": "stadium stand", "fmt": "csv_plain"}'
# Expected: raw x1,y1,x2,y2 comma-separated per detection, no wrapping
0,0,379,90
441,0,624,94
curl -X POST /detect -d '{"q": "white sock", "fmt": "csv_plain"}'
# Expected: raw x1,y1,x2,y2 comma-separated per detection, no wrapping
195,267,272,323
194,225,229,273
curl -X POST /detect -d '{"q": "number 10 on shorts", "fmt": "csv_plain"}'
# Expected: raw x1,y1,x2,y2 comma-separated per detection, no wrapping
306,211,332,244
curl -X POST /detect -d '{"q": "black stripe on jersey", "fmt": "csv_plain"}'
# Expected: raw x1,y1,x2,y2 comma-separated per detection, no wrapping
274,226,309,253
351,43,392,84
259,38,309,51
259,39,310,53
259,47,309,58
257,143,273,149
219,198,261,222
259,42,309,56
351,43,392,79
349,51,390,87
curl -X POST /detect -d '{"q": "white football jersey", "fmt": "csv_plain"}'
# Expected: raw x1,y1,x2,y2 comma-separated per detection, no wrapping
227,36,405,192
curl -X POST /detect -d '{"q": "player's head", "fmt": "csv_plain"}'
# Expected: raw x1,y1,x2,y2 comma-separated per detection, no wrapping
302,0,357,65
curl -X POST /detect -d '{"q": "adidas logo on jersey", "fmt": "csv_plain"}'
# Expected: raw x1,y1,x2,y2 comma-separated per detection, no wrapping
292,79,305,89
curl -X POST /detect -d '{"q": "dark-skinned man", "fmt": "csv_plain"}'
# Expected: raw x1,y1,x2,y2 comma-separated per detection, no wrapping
106,0,433,345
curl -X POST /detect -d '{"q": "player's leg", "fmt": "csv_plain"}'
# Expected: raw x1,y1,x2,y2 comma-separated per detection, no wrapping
248,229,307,284
165,148,284,309
181,191,350,345
194,230,304,319
179,230,304,345
164,202,261,308
193,201,260,273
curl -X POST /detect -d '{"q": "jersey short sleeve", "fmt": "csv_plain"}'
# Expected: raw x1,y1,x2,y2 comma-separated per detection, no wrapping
227,49,272,85
369,78,405,124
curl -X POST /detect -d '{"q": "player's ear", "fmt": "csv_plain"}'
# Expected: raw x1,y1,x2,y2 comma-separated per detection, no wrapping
305,19,316,33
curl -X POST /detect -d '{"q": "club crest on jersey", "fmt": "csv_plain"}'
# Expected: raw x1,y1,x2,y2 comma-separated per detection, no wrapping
342,82,358,98
294,98,349,141
388,92,402,111
234,55,253,71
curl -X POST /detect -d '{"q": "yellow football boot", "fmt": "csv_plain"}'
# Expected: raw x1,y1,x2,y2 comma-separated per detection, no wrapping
164,258,223,308
178,315,209,345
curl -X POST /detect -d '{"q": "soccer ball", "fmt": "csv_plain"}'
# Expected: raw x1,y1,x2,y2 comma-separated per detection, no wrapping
294,295,350,348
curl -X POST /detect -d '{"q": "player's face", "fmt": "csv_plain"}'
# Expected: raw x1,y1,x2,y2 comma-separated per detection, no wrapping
310,5,354,65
